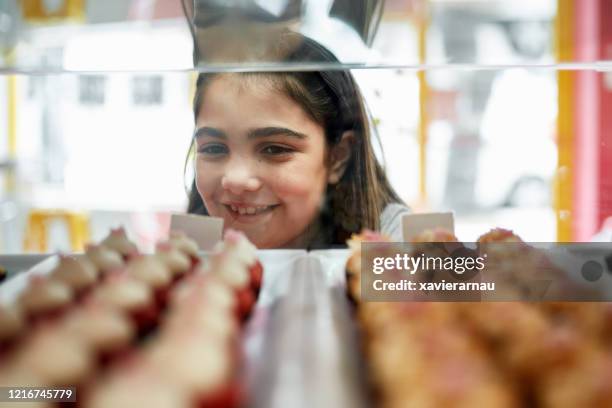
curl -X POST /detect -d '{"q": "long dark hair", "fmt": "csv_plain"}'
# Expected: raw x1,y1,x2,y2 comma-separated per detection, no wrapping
186,33,402,247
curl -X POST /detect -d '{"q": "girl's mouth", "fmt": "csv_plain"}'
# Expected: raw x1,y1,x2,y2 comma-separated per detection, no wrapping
223,204,279,217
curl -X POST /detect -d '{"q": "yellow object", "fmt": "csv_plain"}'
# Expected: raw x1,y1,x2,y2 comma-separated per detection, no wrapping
5,50,17,194
21,0,85,21
555,0,574,242
23,209,90,252
416,2,430,206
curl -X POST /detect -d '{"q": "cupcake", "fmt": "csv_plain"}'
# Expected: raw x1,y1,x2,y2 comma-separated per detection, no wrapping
165,308,237,343
11,328,94,388
0,304,25,354
144,336,239,408
125,255,172,307
61,304,135,365
18,276,73,322
209,253,254,320
85,244,124,274
223,229,263,294
167,231,200,264
171,273,237,316
168,274,240,355
100,227,139,259
477,228,523,243
87,369,190,408
49,255,98,296
91,273,157,335
0,366,51,407
155,242,191,280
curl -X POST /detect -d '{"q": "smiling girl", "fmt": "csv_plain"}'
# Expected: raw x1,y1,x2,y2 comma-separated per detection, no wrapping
186,34,409,249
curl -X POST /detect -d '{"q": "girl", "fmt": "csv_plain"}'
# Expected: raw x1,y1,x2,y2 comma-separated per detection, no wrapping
186,33,409,249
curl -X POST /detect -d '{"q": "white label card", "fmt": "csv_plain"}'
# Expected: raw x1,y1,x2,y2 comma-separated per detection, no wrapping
402,212,455,242
170,213,224,250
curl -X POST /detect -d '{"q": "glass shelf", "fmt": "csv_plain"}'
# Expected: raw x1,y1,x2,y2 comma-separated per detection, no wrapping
0,0,609,73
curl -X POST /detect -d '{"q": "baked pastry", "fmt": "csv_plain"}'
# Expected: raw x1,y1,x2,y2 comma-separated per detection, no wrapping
345,230,391,303
61,303,135,365
49,255,98,296
18,276,73,322
143,335,238,408
223,229,263,294
478,228,523,243
166,231,200,263
91,272,157,334
155,242,191,280
125,255,172,306
209,252,254,320
100,227,138,259
164,299,238,347
536,349,612,408
0,304,25,352
170,273,237,317
0,366,50,407
87,370,190,408
11,328,94,388
85,244,124,274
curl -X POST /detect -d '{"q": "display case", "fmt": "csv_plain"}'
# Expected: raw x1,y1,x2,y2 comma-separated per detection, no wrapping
2,1,612,406
1,0,611,252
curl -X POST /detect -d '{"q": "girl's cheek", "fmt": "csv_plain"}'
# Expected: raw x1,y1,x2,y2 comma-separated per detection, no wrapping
195,162,224,203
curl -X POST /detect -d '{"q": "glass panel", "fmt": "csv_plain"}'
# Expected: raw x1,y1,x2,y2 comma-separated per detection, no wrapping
2,0,611,72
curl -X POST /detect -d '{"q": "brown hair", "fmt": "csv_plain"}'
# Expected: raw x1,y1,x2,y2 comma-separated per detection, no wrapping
186,34,402,247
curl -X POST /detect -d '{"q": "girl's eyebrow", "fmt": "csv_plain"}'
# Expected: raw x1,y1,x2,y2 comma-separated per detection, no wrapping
194,126,308,140
247,127,308,140
194,127,226,139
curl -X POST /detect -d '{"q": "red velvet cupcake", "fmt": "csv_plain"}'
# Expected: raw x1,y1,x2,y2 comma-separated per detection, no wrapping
61,303,136,366
100,227,139,260
91,272,157,335
208,253,254,320
167,231,200,265
18,276,74,323
85,244,124,275
87,368,190,408
125,255,173,307
11,327,95,390
143,336,239,408
155,242,191,281
49,255,99,298
0,304,25,356
223,229,263,295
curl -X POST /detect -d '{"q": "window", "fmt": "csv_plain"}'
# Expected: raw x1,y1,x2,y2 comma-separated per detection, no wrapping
131,75,163,106
78,75,106,105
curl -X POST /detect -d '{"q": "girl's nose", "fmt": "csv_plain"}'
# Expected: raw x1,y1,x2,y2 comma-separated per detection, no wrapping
221,162,262,195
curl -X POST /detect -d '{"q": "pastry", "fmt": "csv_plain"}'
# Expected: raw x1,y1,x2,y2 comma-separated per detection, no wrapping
49,255,98,296
85,244,124,274
18,276,73,322
100,227,138,259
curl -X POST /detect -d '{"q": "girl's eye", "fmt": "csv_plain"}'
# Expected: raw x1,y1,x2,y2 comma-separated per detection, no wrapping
198,144,228,156
260,145,294,156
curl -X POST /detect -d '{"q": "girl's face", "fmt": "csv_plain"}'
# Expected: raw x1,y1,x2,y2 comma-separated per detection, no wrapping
194,75,330,248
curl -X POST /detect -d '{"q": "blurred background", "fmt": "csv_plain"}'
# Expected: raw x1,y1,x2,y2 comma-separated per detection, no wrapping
0,0,611,252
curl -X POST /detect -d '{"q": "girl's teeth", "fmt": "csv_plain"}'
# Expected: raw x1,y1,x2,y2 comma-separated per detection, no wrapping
228,205,274,215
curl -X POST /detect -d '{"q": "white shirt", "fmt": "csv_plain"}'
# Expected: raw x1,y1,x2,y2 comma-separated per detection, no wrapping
380,203,411,241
